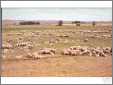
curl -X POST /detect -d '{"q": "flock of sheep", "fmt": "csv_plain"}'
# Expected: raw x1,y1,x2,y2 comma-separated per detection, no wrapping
2,24,112,60
2,42,112,60
61,46,112,57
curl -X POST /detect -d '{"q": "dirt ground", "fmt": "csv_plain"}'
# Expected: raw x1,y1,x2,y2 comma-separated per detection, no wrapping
1,22,112,76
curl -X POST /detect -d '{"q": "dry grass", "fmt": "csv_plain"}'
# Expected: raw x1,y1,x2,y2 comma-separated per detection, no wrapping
2,23,112,76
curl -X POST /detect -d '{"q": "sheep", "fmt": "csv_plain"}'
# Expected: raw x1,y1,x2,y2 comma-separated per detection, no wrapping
22,52,39,59
91,50,99,57
16,42,33,49
69,46,80,50
62,48,81,56
2,43,13,49
26,44,33,49
24,52,48,59
16,42,28,47
49,48,56,54
103,47,112,55
61,48,71,55
32,52,40,59
15,55,23,59
38,48,56,55
90,48,107,57
24,53,34,59
89,48,101,57
69,46,77,50
70,50,80,56
80,49,92,56
33,52,49,59
79,47,88,52
61,46,111,57
99,52,107,57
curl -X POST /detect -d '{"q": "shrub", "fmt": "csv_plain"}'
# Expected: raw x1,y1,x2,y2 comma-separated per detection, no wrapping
72,21,80,26
19,21,40,25
58,20,63,26
92,21,96,27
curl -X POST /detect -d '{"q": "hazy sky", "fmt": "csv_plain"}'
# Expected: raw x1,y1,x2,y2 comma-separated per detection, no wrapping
2,8,112,21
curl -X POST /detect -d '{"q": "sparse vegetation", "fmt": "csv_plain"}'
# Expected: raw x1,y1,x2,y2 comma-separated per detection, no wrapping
72,21,81,26
92,21,96,27
2,21,112,77
57,20,63,26
19,21,40,25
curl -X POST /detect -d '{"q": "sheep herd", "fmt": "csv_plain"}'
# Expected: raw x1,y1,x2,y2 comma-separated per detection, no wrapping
2,42,112,60
61,46,112,57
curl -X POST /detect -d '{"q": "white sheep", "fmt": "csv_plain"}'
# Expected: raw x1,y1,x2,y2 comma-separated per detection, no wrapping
2,43,13,49
70,50,80,56
38,48,56,55
16,42,27,47
61,48,71,55
15,55,23,59
32,52,40,59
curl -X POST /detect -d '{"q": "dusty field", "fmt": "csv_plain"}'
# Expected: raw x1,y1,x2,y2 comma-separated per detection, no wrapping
1,22,112,76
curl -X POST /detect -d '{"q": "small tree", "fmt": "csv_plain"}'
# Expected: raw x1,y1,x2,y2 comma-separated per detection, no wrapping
76,21,80,26
58,20,63,26
72,21,80,26
92,21,96,27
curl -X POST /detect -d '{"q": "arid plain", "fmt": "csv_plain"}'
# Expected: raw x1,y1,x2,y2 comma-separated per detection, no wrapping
1,21,112,76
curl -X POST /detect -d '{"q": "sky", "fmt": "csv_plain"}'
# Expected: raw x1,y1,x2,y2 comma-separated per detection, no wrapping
2,8,112,21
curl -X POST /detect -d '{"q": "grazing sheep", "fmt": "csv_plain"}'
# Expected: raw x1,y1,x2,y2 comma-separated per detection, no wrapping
33,52,47,59
24,53,34,59
103,47,112,55
16,42,28,47
15,55,23,59
2,43,13,49
7,40,13,43
27,44,33,49
32,52,40,59
80,49,91,56
61,48,71,55
38,48,56,55
70,46,78,50
49,48,56,54
98,51,107,57
91,50,99,57
40,49,51,54
61,46,111,57
70,50,80,56
79,47,88,52
24,52,41,59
